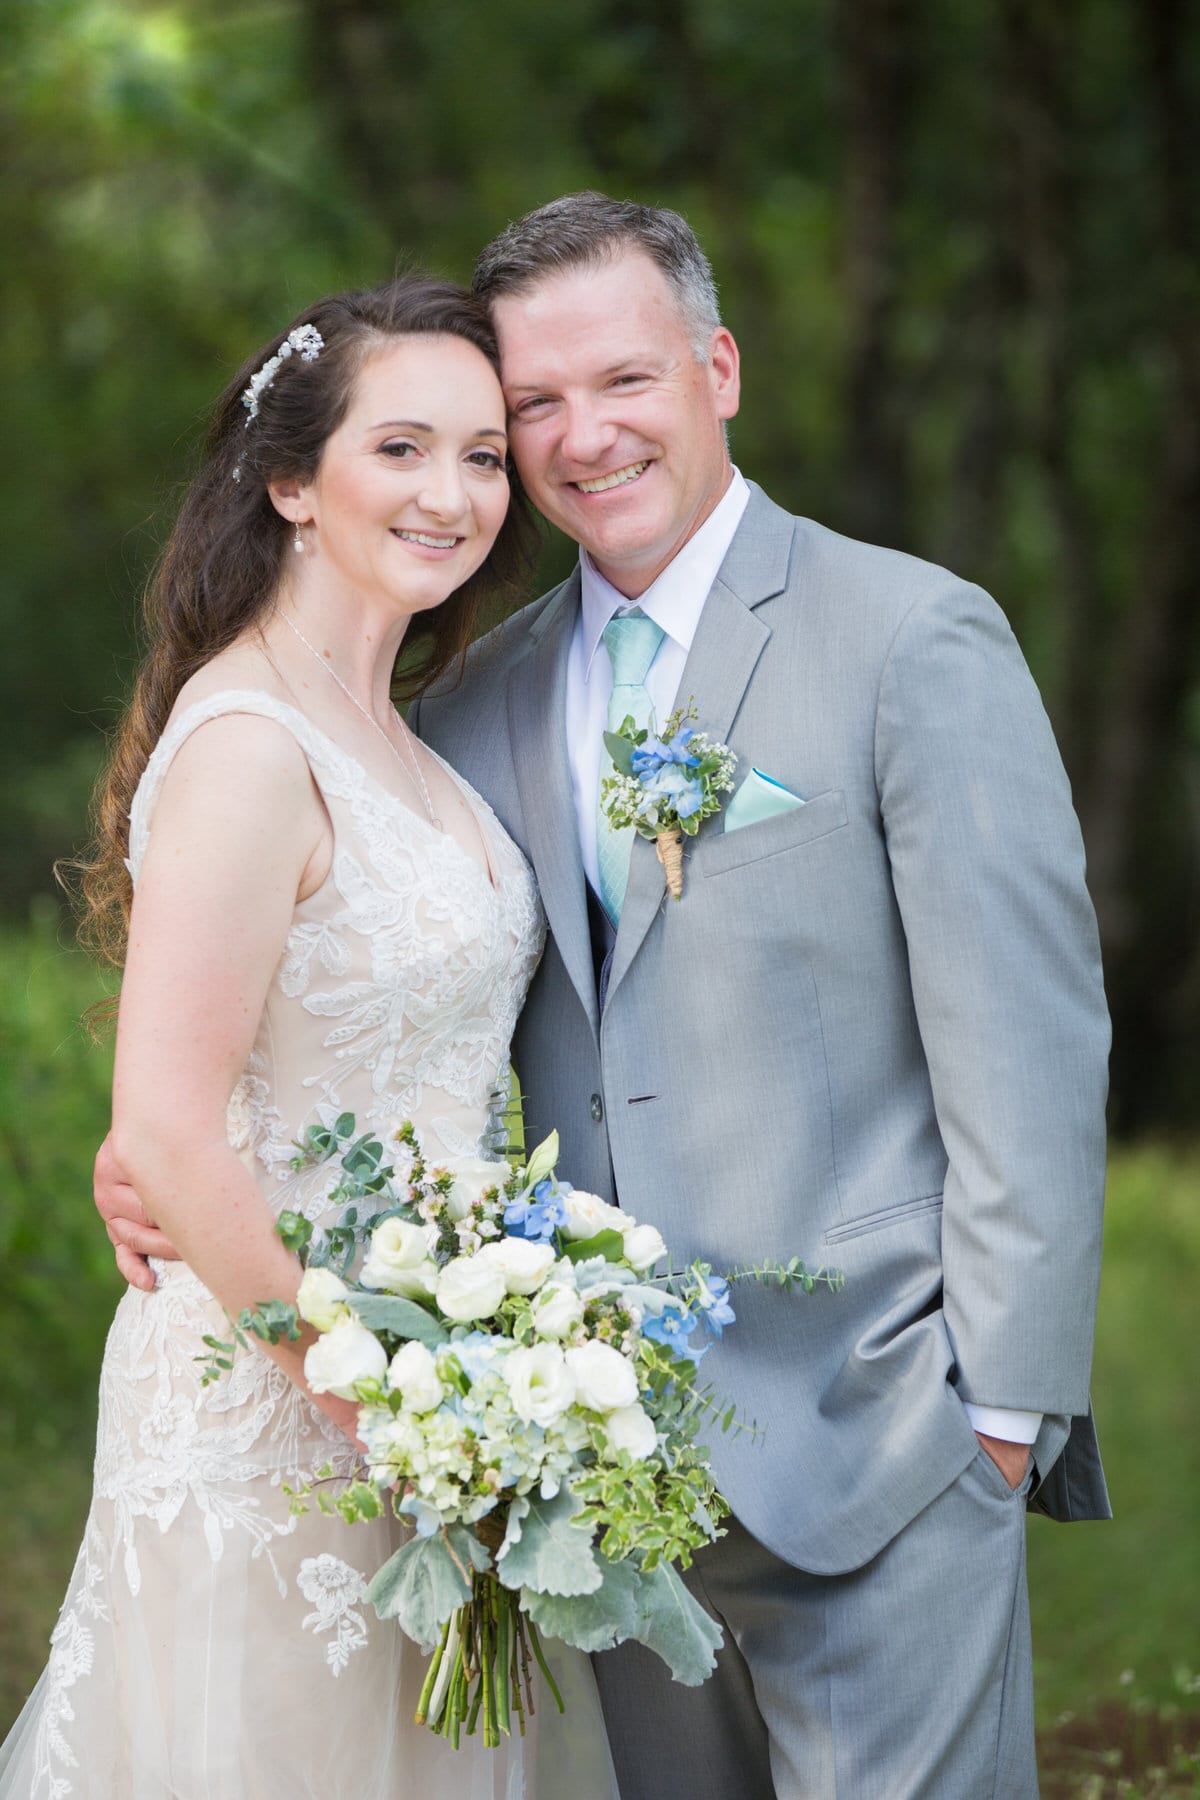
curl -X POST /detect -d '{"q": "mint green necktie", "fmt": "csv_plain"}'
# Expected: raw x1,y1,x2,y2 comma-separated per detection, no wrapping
596,608,666,922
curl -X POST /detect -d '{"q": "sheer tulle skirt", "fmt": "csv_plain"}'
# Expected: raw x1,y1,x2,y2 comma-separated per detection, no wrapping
0,1284,619,1799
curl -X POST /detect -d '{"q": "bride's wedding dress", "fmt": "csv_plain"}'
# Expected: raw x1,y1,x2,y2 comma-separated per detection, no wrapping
0,691,620,1800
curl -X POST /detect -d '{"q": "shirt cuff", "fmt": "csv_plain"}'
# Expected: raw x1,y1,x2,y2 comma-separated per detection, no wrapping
962,1403,1043,1445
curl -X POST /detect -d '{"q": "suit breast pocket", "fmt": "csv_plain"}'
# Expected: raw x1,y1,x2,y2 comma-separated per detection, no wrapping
701,787,849,878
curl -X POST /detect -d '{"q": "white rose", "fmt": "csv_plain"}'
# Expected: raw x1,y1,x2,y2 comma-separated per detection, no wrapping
445,1157,507,1222
436,1253,508,1323
505,1344,577,1428
621,1223,668,1272
304,1314,387,1399
478,1236,556,1296
530,1282,585,1341
603,1402,658,1460
295,1266,351,1331
560,1190,630,1242
361,1218,437,1291
565,1339,639,1412
387,1340,445,1414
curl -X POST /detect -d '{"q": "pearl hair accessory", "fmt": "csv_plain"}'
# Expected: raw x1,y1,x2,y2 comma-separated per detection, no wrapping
232,323,325,482
243,324,325,421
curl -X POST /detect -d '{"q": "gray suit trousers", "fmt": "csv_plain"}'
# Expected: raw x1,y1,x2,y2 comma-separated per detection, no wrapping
592,1446,1038,1800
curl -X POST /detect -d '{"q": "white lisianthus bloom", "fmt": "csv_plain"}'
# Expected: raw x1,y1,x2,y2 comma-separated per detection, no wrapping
621,1222,668,1272
560,1190,630,1242
604,1402,658,1460
445,1157,507,1222
361,1218,437,1291
304,1314,387,1399
505,1344,577,1428
436,1253,507,1323
530,1282,585,1341
479,1236,556,1296
295,1266,351,1331
387,1340,444,1414
565,1339,639,1412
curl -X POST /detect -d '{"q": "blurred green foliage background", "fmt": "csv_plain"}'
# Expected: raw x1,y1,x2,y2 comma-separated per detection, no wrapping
2,0,1198,1787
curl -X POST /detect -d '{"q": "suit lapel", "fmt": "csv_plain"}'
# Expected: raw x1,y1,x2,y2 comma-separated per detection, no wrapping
507,572,600,1043
605,488,795,1007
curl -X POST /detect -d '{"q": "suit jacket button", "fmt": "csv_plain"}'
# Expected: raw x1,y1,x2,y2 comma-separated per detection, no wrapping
590,1094,604,1123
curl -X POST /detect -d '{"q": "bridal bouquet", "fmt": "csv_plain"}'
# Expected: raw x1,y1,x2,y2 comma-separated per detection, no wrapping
213,1115,840,1749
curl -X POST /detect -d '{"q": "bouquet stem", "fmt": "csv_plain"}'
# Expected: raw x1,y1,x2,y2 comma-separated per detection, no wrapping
417,1574,554,1747
656,827,685,899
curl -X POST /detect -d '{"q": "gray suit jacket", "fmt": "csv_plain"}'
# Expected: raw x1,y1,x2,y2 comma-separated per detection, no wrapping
413,485,1112,1573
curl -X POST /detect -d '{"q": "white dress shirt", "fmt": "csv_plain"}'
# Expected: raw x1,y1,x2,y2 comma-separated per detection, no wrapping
562,466,1040,1452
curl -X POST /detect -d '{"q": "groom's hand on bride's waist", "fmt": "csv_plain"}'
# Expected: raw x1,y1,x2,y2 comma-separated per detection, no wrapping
94,1131,181,1291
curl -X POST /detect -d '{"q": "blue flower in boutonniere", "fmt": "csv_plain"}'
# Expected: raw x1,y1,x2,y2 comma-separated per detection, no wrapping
601,701,737,900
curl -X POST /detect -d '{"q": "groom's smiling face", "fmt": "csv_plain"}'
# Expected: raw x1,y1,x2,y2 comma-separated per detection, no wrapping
492,248,740,598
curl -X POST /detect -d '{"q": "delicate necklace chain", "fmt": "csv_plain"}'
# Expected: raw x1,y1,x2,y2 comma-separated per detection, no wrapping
280,613,441,828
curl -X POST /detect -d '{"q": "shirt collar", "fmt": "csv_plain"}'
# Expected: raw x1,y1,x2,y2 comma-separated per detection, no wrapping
578,468,751,682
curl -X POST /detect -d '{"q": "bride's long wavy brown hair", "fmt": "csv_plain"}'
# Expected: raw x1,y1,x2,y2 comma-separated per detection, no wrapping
73,277,535,990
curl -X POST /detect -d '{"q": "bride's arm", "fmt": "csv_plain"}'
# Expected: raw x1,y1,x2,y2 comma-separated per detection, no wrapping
109,712,359,1442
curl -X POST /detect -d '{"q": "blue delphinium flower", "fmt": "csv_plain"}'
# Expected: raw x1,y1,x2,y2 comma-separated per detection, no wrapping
692,1271,737,1337
642,1304,707,1364
504,1177,570,1244
639,763,705,820
632,725,700,779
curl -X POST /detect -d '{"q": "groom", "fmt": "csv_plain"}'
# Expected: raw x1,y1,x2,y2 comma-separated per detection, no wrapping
102,195,1111,1795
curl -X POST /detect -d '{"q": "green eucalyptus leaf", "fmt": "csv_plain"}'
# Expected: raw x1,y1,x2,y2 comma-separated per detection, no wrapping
348,1292,446,1350
602,731,638,778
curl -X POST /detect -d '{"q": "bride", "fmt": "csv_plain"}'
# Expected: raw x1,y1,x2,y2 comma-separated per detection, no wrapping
0,278,619,1798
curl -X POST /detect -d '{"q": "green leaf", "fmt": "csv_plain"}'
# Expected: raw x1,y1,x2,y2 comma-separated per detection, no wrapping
276,1211,313,1254
602,730,637,777
521,1553,640,1653
348,1292,446,1350
496,1487,602,1599
367,1527,490,1648
630,1560,723,1685
561,1229,626,1265
522,1130,560,1189
334,1112,356,1138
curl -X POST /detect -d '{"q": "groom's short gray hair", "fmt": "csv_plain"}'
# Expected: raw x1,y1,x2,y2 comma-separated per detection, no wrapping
472,192,722,362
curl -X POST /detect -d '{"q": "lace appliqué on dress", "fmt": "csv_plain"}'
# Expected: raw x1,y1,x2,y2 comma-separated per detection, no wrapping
298,1554,371,1676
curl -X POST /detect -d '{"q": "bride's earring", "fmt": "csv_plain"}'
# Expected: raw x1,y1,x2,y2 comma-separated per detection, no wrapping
293,521,305,554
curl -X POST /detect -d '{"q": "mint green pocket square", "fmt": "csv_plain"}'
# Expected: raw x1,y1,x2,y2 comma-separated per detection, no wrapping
724,768,807,832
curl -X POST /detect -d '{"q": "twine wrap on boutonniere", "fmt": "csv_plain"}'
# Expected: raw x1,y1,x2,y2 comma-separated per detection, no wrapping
600,701,737,899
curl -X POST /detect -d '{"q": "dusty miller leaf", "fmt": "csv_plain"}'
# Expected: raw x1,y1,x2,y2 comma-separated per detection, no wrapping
630,1560,723,1686
496,1487,602,1598
521,1553,640,1653
367,1527,489,1647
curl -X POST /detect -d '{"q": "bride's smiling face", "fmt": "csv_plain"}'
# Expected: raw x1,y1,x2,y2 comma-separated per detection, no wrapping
287,334,511,619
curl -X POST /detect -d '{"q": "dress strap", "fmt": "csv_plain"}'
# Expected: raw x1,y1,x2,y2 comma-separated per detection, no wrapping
126,689,364,883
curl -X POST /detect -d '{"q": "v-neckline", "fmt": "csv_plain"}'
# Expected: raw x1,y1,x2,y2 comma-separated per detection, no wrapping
159,690,508,899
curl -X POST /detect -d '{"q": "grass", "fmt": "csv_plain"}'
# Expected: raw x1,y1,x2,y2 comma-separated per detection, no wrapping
0,911,1197,1789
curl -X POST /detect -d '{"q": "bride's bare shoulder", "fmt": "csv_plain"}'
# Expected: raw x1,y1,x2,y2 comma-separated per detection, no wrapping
166,639,289,723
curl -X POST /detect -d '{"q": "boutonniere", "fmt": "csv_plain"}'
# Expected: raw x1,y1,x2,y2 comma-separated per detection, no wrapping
601,701,737,899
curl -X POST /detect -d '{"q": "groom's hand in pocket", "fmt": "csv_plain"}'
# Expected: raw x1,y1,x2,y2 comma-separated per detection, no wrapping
975,1432,1031,1490
94,1131,181,1291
